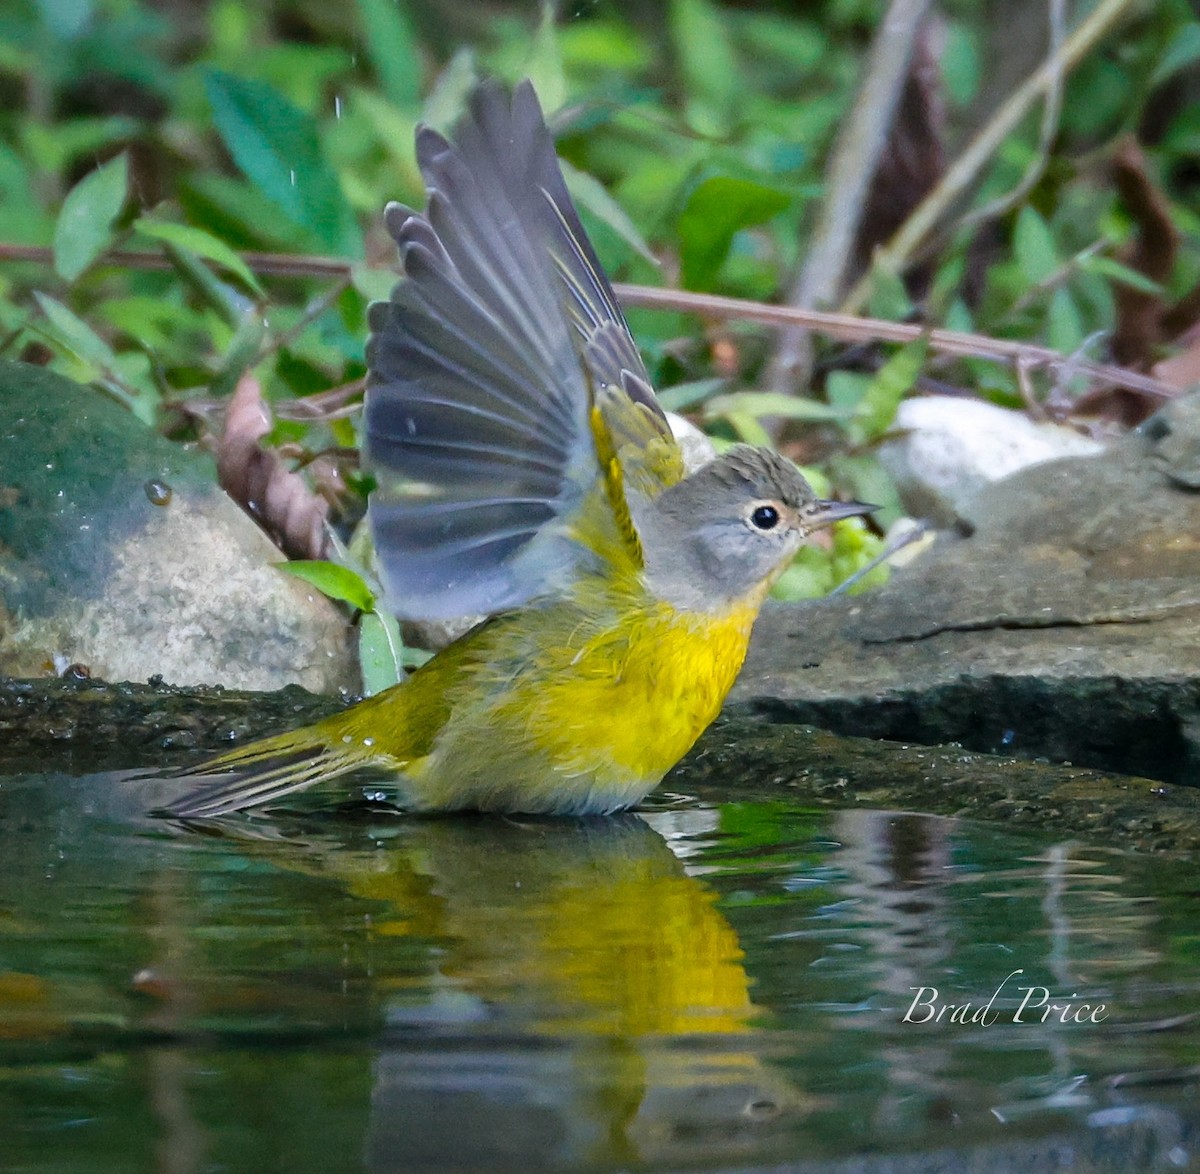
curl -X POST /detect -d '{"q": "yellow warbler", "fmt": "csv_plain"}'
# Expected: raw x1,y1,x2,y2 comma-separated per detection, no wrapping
165,80,872,819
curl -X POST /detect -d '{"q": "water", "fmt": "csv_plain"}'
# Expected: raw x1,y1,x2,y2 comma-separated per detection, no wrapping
1,769,1198,1172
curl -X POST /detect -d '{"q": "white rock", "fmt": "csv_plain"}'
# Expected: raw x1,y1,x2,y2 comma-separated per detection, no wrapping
879,397,1104,524
667,411,717,472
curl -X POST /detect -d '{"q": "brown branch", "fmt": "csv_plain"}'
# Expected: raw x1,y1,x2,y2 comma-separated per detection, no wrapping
612,284,1177,400
0,242,353,279
0,241,1175,399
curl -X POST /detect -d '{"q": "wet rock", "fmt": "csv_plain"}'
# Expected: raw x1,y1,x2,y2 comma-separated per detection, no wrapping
5,677,1200,852
0,361,356,691
879,395,1104,523
738,392,1200,784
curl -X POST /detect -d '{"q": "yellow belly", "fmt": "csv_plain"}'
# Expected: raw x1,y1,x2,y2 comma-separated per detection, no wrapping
406,595,760,814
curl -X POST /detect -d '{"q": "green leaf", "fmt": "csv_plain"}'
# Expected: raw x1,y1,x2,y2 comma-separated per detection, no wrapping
281,560,377,613
0,141,50,244
670,0,738,134
21,117,137,176
656,377,727,413
833,453,904,533
1152,22,1200,87
180,171,321,252
704,391,849,423
940,21,981,107
943,296,974,334
420,48,477,131
52,153,128,283
134,217,264,297
856,338,928,441
34,292,118,371
351,263,397,304
1013,205,1058,285
34,293,157,423
866,262,913,322
559,158,656,266
355,0,421,108
159,241,244,328
348,87,419,178
204,70,362,257
1062,56,1133,139
677,175,789,291
525,2,566,115
1078,253,1165,296
37,0,94,40
737,14,824,73
825,370,872,414
358,609,405,696
560,19,651,73
720,409,773,447
98,295,207,355
1047,286,1085,356
209,309,267,399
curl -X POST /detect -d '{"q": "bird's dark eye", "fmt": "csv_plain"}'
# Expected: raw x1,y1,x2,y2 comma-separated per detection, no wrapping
750,504,780,531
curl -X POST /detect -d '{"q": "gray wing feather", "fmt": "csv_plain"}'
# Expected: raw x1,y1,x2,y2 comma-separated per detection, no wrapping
365,79,659,620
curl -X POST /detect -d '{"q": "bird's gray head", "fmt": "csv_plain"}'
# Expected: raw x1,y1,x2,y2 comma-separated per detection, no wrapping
633,444,874,612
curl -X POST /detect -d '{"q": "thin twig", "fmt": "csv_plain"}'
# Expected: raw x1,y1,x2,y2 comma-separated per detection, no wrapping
0,241,1176,399
0,242,354,279
274,378,366,422
764,0,933,398
256,274,353,366
612,284,1177,400
995,238,1107,327
960,0,1067,228
830,519,931,595
839,0,1141,315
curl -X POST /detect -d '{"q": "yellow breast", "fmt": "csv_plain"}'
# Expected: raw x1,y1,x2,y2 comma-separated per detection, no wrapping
480,592,760,806
387,582,765,815
555,603,755,776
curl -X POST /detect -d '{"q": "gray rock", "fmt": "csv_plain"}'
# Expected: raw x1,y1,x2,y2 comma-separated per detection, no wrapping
0,361,356,691
736,392,1200,784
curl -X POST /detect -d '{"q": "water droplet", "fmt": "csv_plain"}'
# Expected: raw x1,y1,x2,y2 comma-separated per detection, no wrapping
289,168,297,186
363,737,375,748
144,478,173,507
334,94,343,119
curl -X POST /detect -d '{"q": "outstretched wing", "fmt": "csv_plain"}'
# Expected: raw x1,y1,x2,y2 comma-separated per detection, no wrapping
365,79,679,620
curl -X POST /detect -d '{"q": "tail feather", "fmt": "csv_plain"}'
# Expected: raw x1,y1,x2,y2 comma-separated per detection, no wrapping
159,732,386,819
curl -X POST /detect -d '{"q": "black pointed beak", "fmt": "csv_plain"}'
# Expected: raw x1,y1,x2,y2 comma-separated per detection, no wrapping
812,499,878,528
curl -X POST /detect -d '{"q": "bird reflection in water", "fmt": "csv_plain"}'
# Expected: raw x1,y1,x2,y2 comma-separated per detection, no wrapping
185,807,809,1171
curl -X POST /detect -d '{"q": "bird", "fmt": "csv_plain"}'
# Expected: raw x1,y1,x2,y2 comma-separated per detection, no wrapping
163,78,874,819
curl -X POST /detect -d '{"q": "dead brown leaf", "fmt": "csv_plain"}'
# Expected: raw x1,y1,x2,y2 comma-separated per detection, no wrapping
1153,322,1200,393
216,374,330,561
1111,135,1179,369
